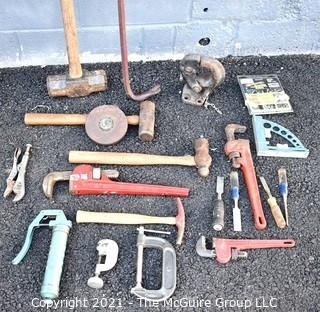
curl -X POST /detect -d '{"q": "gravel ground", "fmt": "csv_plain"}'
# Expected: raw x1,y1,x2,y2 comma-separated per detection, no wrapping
0,55,319,312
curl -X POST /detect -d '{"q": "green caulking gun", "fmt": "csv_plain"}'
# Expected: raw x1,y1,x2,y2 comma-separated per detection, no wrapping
12,210,72,300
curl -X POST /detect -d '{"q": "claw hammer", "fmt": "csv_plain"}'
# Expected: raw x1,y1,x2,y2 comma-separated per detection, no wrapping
224,124,267,230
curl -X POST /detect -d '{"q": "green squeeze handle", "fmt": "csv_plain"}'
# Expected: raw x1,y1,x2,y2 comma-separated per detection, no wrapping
12,210,72,300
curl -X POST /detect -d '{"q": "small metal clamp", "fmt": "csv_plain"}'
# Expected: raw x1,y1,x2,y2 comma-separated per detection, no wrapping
4,144,32,202
180,54,225,106
87,239,119,289
131,227,176,302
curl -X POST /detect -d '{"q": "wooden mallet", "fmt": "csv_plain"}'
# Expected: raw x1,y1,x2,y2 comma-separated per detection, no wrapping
24,101,155,145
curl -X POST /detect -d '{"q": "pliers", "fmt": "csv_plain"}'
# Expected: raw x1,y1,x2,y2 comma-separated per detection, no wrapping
4,144,32,202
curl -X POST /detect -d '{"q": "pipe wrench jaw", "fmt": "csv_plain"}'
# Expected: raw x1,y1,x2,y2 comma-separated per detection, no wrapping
224,139,251,169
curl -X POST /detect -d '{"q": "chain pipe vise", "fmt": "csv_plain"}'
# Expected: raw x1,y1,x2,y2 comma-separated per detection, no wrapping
180,54,225,106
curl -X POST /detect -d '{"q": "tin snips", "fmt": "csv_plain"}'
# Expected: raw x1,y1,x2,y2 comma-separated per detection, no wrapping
4,144,32,202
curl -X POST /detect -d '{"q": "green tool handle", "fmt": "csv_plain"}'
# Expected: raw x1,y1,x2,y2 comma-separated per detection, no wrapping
267,197,286,229
40,224,71,300
213,199,224,231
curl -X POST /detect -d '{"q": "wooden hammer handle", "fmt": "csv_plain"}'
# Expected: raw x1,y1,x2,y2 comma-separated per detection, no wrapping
76,210,175,225
69,151,196,166
24,113,87,125
60,0,82,78
25,113,139,126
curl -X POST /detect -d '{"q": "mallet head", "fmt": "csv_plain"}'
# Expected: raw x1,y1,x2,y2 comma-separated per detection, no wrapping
47,69,107,97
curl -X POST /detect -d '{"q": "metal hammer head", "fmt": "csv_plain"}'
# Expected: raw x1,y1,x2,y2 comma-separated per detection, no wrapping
225,124,247,142
47,69,107,97
175,198,185,246
193,138,212,177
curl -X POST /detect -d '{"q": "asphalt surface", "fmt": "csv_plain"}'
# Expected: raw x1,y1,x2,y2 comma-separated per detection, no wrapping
0,55,319,312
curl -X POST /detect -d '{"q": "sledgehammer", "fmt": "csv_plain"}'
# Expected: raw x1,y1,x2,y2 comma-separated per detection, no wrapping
47,0,107,97
76,198,185,245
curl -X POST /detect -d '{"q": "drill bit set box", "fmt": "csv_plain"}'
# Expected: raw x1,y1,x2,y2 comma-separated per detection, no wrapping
4,0,310,306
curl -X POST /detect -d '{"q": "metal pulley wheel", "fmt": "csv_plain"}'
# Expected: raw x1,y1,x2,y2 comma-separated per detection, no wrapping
85,105,128,145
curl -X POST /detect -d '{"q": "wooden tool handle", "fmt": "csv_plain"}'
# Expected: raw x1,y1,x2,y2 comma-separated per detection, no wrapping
126,115,139,125
267,197,286,228
24,113,87,125
69,151,196,166
60,0,82,78
76,210,175,225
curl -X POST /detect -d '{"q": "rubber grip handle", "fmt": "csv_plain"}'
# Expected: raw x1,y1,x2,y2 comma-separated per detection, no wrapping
40,224,71,300
212,199,224,231
25,113,87,125
267,197,286,229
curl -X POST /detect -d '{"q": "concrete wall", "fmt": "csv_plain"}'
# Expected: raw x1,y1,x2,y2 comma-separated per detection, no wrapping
0,0,319,67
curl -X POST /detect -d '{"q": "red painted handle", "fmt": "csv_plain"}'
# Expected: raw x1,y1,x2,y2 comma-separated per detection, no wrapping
225,139,267,230
214,238,295,264
69,164,189,197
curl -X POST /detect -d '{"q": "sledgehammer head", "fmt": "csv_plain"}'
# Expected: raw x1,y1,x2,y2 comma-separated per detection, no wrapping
47,69,107,97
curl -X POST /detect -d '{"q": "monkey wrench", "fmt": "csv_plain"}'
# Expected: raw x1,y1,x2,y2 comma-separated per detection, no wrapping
224,124,267,230
196,236,295,264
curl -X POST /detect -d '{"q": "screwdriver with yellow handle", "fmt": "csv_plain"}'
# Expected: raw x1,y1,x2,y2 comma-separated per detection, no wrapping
259,176,286,229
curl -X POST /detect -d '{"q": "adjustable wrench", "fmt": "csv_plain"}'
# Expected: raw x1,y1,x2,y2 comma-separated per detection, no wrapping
224,124,267,230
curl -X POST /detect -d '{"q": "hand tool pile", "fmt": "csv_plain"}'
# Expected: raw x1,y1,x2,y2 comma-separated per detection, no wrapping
5,0,307,304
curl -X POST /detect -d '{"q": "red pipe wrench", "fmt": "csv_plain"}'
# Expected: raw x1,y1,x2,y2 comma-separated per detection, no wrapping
224,124,267,230
69,165,189,197
196,236,295,264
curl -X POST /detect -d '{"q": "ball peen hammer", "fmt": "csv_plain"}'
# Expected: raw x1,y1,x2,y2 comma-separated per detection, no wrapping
224,124,267,230
69,138,212,177
47,0,107,97
76,198,185,245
